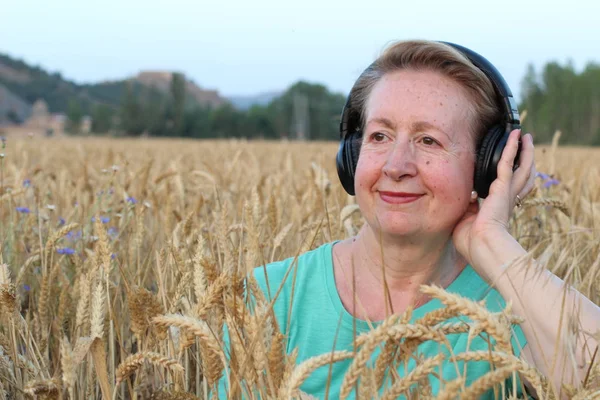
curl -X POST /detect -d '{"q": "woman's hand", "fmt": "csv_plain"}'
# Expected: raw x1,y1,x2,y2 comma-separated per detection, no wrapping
452,129,537,267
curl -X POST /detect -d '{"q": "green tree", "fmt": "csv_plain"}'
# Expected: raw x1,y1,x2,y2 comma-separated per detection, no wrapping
170,73,186,136
91,104,114,133
119,83,145,135
267,81,346,140
246,105,276,139
184,106,212,138
520,60,600,145
66,99,83,133
210,104,244,138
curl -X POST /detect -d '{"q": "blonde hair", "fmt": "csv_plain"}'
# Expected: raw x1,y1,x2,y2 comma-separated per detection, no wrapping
349,40,502,147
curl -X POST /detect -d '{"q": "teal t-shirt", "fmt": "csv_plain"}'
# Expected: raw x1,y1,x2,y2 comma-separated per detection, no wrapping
224,241,530,399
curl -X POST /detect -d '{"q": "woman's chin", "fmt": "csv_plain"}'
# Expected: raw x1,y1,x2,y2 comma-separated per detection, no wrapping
371,221,422,238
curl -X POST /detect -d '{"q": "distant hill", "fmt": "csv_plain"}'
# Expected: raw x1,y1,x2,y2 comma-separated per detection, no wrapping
228,91,281,110
0,83,31,124
0,53,229,120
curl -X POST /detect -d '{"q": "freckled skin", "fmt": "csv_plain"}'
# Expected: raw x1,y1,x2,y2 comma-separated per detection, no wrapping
355,69,477,240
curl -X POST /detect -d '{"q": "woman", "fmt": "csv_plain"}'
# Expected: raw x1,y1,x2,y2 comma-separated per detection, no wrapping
247,40,600,399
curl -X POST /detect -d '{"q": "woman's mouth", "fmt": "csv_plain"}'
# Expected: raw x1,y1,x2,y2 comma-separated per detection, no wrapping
379,191,424,204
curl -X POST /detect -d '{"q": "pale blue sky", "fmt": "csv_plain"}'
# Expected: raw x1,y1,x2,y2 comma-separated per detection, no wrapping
1,0,598,100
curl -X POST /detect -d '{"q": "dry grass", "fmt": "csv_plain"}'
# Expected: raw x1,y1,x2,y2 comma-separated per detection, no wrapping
0,134,598,399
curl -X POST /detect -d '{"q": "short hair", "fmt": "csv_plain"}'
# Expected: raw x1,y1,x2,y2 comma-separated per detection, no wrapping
349,40,502,149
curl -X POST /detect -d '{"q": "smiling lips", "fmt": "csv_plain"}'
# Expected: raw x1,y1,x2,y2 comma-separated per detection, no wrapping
378,191,424,204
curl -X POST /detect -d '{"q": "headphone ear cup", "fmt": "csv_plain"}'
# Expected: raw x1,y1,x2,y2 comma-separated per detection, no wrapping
336,131,361,195
474,125,506,198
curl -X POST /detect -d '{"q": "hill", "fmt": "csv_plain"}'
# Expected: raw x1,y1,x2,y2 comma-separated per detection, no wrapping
0,53,229,121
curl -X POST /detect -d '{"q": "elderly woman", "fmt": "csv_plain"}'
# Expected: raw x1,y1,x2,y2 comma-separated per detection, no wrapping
245,40,600,399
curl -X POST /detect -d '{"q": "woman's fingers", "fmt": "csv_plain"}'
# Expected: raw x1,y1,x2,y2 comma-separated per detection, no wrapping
513,133,535,196
496,129,522,185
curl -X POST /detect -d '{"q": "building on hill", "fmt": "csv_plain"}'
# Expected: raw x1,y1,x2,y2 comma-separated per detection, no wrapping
13,99,66,137
28,99,50,129
135,71,227,108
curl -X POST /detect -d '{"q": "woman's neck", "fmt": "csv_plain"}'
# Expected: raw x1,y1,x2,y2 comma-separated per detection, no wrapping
333,225,467,321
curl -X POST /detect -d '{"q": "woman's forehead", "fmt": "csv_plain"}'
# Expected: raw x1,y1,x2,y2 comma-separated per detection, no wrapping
365,72,474,137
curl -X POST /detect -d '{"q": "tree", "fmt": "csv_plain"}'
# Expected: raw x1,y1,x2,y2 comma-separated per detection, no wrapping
170,73,186,137
119,83,145,135
91,104,114,134
267,81,346,140
520,60,600,145
184,106,211,138
246,105,276,139
210,104,244,138
66,99,83,133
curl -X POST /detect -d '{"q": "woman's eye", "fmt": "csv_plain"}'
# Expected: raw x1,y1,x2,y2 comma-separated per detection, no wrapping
421,136,438,146
371,133,386,142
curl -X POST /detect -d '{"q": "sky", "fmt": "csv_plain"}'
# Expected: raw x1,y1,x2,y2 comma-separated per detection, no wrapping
1,0,598,101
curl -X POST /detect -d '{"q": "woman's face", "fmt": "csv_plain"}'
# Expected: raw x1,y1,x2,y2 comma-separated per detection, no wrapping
355,69,477,240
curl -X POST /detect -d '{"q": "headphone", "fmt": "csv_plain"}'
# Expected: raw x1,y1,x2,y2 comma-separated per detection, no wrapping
336,41,521,198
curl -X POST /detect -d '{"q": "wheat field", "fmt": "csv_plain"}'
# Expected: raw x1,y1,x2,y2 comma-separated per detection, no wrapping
0,134,599,399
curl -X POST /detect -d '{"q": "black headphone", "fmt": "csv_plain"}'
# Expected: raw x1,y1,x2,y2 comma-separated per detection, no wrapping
336,41,521,198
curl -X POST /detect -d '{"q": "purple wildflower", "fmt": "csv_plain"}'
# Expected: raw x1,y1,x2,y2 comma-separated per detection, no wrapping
126,196,137,204
91,216,110,224
56,247,76,255
23,284,31,292
58,217,66,226
543,178,560,188
16,206,30,213
108,227,118,239
111,253,117,260
66,230,82,242
536,171,559,189
23,179,31,187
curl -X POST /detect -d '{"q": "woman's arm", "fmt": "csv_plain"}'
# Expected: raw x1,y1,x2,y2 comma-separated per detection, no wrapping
473,229,600,395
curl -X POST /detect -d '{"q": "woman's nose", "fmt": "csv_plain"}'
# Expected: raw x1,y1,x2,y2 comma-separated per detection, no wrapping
382,140,418,180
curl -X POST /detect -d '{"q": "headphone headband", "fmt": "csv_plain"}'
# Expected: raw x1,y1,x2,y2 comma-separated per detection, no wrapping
340,41,520,139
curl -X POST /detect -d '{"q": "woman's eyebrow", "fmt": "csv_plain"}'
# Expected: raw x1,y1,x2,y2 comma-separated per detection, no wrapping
411,121,452,141
365,117,396,130
365,118,453,142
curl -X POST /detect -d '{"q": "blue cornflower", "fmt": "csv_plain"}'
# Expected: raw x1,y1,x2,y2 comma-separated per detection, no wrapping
543,178,560,188
108,227,118,239
23,179,31,187
91,216,110,224
536,171,560,188
66,230,82,242
56,247,76,255
58,217,66,226
23,284,31,292
126,196,137,204
16,206,30,214
111,253,117,260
